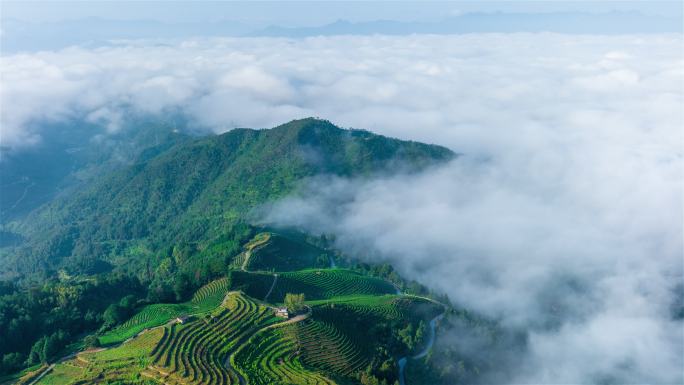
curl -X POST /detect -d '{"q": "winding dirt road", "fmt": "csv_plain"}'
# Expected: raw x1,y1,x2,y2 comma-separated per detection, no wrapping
263,274,278,302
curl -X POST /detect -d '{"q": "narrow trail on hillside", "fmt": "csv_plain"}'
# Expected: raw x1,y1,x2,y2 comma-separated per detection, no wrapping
25,344,106,385
261,306,312,331
8,181,35,212
241,249,252,271
264,274,278,302
25,364,54,385
241,234,271,271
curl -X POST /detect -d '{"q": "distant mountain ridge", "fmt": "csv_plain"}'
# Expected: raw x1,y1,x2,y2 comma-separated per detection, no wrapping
3,11,680,53
250,12,681,37
1,118,454,279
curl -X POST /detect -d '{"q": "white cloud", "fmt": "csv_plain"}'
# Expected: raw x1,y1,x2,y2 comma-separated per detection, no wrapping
263,153,682,382
2,34,681,152
1,33,682,383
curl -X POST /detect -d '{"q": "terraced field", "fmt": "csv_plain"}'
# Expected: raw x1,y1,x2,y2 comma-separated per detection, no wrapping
309,294,442,323
32,364,83,385
99,303,191,346
270,269,397,303
231,252,247,270
292,319,368,377
229,270,275,300
238,233,329,272
230,232,271,270
309,294,444,366
143,292,279,385
246,232,272,250
99,277,232,346
36,327,166,384
33,237,444,385
232,321,336,385
191,277,231,305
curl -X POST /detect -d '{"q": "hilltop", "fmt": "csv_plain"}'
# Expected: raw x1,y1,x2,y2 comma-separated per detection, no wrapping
0,118,460,383
1,118,453,280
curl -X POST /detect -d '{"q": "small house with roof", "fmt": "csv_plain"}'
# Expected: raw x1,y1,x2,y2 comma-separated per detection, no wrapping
275,307,289,318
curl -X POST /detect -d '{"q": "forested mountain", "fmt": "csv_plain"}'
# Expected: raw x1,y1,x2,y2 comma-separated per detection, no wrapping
0,118,457,380
2,118,453,280
0,116,191,224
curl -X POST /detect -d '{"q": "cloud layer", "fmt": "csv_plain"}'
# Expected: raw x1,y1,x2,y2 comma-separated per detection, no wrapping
264,156,682,382
2,34,683,383
2,34,681,150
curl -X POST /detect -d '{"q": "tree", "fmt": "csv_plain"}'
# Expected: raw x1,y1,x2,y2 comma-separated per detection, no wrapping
102,304,125,329
83,335,101,349
398,323,415,351
119,295,136,309
42,334,60,363
378,359,395,379
316,253,329,267
415,320,427,348
1,352,24,374
28,337,45,365
173,274,192,301
284,293,305,313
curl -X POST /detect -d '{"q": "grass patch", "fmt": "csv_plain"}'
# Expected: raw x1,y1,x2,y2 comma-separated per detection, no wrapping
37,328,165,385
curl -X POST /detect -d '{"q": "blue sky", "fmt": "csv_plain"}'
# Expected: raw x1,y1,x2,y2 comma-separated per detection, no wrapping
3,1,682,24
1,1,681,53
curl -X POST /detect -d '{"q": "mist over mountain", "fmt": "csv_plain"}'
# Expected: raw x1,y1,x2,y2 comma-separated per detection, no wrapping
0,14,681,385
0,114,193,222
262,154,682,382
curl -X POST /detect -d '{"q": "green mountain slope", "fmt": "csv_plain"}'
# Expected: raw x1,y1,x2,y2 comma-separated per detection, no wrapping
3,118,453,279
0,115,191,225
231,232,331,272
0,118,458,383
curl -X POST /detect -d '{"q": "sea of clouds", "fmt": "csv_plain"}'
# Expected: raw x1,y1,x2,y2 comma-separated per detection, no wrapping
2,33,682,383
